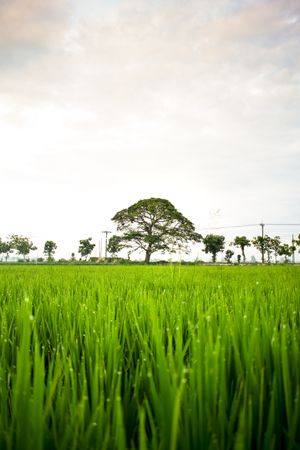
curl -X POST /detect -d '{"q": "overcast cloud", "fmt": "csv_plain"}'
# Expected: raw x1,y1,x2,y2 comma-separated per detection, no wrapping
0,0,299,260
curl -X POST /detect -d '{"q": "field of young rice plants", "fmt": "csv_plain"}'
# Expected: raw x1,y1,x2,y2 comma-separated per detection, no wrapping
0,265,299,450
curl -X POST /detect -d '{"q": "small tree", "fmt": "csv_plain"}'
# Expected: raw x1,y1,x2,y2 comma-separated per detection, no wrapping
252,235,272,263
78,238,95,261
9,234,37,261
237,254,242,264
107,235,125,258
203,234,225,263
43,240,57,261
269,236,281,263
231,236,251,262
295,234,300,252
0,239,13,262
225,249,234,264
110,198,201,263
278,244,295,263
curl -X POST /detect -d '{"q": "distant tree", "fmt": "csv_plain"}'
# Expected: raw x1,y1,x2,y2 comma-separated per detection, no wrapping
231,236,251,262
225,249,234,264
107,235,125,257
252,235,273,263
278,243,296,263
110,198,202,263
295,234,300,252
269,236,281,263
9,234,37,261
203,234,225,263
237,254,242,264
78,238,95,261
265,236,275,263
70,252,76,261
0,239,13,262
43,240,57,261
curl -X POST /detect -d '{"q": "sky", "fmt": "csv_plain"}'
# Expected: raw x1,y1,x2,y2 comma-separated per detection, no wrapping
0,0,299,261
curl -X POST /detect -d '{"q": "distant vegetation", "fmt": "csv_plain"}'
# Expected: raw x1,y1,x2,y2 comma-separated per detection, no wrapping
0,198,299,264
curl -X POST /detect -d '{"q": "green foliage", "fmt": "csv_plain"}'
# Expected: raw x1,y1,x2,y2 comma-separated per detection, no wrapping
0,266,299,449
0,239,13,262
269,236,281,263
9,234,37,260
225,249,234,263
203,234,225,262
78,238,95,260
252,236,292,264
295,234,300,253
107,235,125,257
252,235,273,263
110,198,202,263
43,240,57,261
278,243,295,262
231,236,251,262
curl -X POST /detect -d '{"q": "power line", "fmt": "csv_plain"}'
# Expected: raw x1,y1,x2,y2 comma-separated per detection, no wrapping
265,223,300,226
201,224,259,230
202,223,300,230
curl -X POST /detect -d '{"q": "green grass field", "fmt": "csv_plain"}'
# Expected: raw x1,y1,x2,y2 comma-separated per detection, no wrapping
0,265,299,450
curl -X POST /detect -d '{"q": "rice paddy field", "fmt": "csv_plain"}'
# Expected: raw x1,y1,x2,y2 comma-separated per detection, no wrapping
0,265,299,450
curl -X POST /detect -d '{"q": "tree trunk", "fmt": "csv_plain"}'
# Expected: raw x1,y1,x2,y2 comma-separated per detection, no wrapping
242,247,246,262
261,244,265,264
145,249,151,264
212,253,216,263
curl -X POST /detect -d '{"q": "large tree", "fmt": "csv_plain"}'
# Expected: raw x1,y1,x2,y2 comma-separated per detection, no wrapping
231,236,251,262
9,234,37,261
203,234,225,262
109,198,202,263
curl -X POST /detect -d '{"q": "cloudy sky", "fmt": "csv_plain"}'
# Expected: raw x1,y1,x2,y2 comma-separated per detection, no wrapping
0,0,299,260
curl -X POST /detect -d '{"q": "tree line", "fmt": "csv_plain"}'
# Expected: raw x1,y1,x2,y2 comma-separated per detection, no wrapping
0,236,96,262
0,198,299,264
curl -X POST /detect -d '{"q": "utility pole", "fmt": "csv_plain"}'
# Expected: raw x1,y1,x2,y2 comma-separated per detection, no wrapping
102,231,111,259
260,222,265,264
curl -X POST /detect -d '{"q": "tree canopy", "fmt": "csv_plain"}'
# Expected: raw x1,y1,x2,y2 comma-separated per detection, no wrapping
231,236,251,262
109,198,202,263
9,234,37,260
78,238,95,260
225,249,234,264
44,240,57,261
203,234,225,262
252,235,275,263
278,243,296,262
0,239,12,262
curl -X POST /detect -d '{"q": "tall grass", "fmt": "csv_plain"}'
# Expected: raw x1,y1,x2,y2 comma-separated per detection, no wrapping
0,265,299,449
